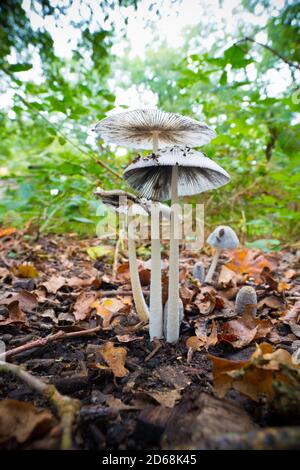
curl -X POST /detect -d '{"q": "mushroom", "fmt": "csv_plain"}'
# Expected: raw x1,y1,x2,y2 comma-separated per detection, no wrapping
205,225,239,283
93,108,216,152
193,262,205,282
94,109,215,340
235,286,257,316
124,145,230,342
94,189,149,322
163,298,184,338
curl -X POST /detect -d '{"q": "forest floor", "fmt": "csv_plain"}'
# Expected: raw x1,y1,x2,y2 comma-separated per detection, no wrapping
0,230,300,450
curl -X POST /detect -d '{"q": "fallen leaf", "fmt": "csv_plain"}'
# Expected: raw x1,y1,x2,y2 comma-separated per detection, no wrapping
209,343,299,401
258,295,286,311
0,300,28,325
12,264,39,279
135,389,181,408
105,395,138,411
98,341,129,378
218,265,237,285
226,248,274,282
0,399,56,445
116,334,143,343
0,227,16,238
0,290,38,312
92,297,129,328
186,336,205,351
220,310,273,348
86,245,114,261
284,269,297,279
73,292,96,321
41,275,66,294
155,366,191,390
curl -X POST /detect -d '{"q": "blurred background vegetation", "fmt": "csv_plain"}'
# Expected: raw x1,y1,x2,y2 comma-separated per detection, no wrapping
0,0,299,246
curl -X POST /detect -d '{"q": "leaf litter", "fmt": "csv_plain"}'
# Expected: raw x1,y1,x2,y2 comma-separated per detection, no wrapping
0,231,300,449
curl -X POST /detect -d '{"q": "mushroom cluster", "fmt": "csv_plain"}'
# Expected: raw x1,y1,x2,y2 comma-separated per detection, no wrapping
94,108,231,343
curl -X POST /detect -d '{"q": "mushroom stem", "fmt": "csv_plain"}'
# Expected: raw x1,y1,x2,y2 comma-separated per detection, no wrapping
205,248,221,283
152,132,159,153
127,213,149,322
149,202,163,339
166,165,180,343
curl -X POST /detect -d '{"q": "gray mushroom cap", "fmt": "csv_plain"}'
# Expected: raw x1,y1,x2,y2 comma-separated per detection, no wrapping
207,225,239,250
94,189,171,217
123,145,230,201
93,108,216,149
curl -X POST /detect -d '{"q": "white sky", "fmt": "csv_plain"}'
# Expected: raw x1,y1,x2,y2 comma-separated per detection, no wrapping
0,0,292,111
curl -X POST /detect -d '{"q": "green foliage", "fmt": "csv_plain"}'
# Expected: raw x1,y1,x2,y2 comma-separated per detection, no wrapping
0,0,299,242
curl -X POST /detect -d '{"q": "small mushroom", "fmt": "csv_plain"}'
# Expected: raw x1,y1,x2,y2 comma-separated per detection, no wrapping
95,189,149,322
235,286,257,316
192,262,205,282
205,226,239,283
124,146,230,343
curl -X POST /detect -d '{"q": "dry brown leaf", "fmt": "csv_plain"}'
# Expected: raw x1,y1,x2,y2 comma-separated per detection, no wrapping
258,295,286,311
12,264,39,279
226,248,275,282
0,399,56,445
135,389,181,408
98,341,129,378
41,275,66,294
0,300,28,325
209,343,298,402
284,269,297,279
0,290,38,312
220,310,272,349
186,336,205,351
73,292,96,321
218,265,237,285
0,227,16,238
92,297,129,328
116,334,144,343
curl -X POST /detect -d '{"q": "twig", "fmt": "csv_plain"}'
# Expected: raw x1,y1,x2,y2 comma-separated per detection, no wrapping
145,339,162,362
5,326,101,361
0,361,80,449
236,37,300,80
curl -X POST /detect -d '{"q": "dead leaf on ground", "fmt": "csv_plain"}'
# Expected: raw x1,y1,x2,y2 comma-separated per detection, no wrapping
41,275,67,294
73,292,96,321
220,309,273,349
209,342,299,401
0,290,38,312
91,297,130,328
218,265,238,286
226,248,275,282
155,365,191,390
116,334,144,343
258,295,286,311
0,399,56,446
0,300,28,325
0,227,16,238
98,341,129,378
134,389,181,408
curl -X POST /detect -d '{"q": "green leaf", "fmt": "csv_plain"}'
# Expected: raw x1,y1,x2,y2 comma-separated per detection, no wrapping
8,63,33,72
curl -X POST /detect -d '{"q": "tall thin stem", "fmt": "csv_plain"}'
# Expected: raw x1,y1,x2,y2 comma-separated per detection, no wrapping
149,202,163,339
205,248,221,283
152,132,159,153
128,213,149,322
166,165,180,343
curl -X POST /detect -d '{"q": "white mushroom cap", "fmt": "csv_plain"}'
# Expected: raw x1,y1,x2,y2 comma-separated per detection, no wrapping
93,109,216,149
207,225,239,250
123,145,230,201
